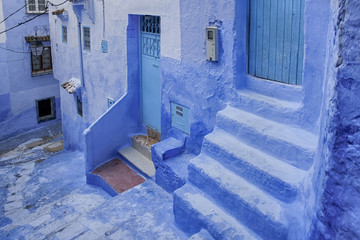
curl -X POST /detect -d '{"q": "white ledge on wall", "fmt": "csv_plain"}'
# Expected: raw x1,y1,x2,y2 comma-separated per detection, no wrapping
61,78,81,94
71,0,95,23
32,70,53,77
52,9,69,21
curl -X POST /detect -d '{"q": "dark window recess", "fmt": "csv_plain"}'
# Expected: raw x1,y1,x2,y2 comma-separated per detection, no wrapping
77,96,83,117
62,26,67,43
31,46,53,75
83,27,91,50
36,97,56,123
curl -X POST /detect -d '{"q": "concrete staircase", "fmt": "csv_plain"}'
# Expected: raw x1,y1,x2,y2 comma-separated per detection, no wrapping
118,135,158,178
173,90,318,240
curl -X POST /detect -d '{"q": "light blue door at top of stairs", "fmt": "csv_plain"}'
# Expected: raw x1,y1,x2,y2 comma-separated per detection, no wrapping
248,0,305,85
141,33,161,133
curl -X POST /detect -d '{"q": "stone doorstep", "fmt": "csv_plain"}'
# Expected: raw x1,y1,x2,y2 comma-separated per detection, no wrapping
119,147,156,177
146,127,161,142
131,135,153,160
131,135,160,160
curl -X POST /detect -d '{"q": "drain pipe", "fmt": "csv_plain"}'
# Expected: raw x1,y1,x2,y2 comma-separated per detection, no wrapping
77,21,85,88
73,4,85,88
73,5,86,121
102,0,105,39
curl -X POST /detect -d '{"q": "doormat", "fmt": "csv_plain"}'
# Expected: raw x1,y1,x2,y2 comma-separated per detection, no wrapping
92,159,145,194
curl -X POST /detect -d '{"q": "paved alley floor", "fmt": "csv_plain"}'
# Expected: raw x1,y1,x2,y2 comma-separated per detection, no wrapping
0,149,187,239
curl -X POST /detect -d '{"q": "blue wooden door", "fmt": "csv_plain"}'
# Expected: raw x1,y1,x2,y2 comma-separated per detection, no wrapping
141,16,161,132
249,0,304,85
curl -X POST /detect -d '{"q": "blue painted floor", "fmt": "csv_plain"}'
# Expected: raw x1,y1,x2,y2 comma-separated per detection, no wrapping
0,149,187,239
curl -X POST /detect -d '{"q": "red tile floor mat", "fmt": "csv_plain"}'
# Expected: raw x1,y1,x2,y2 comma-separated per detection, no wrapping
92,159,145,194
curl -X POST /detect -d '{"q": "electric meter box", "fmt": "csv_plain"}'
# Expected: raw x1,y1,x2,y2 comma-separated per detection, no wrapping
206,27,219,61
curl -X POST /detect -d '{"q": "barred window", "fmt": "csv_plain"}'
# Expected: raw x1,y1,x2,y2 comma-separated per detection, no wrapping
83,27,91,51
31,47,52,75
27,0,47,14
77,96,83,117
62,26,67,43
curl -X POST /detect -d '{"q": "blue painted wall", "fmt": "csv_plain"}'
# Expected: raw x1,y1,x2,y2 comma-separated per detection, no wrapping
312,0,360,239
47,1,360,238
161,0,238,154
0,0,61,142
50,1,329,162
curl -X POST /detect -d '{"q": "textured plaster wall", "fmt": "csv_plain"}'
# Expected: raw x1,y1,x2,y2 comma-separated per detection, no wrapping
50,0,333,159
79,0,181,124
0,0,60,141
160,0,237,154
0,0,11,123
49,0,181,151
49,1,86,150
313,0,360,239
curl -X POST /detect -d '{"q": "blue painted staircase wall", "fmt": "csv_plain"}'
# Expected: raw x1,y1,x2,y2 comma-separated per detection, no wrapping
173,90,319,240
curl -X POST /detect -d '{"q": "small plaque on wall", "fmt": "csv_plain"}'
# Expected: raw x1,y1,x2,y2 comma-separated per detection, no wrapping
101,40,108,53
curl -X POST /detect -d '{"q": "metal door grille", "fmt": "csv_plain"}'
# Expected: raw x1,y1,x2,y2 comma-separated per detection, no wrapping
142,35,160,58
141,16,160,34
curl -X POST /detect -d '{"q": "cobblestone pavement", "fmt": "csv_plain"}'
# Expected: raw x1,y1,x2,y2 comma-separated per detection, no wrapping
0,149,187,240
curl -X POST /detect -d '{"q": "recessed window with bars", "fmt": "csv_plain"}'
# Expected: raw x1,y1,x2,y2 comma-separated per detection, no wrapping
83,27,91,51
31,46,52,75
77,96,83,117
248,0,305,85
27,0,47,14
62,26,67,43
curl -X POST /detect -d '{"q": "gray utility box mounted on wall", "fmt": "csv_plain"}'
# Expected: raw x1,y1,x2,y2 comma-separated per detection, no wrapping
206,26,218,61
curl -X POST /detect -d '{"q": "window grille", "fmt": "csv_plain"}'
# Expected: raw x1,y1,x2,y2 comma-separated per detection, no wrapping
31,46,52,75
77,96,83,117
83,27,91,51
62,26,67,43
140,16,160,34
27,0,47,14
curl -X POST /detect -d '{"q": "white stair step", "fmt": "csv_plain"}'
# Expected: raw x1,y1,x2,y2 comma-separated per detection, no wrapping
118,147,155,177
174,183,262,240
231,90,304,128
202,129,306,202
217,106,317,169
236,89,301,110
188,155,288,234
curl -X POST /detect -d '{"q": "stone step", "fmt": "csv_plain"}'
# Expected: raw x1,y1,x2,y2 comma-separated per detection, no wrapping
118,147,155,177
188,229,214,240
174,183,262,240
187,156,288,240
202,129,306,203
216,106,317,170
131,135,159,160
230,89,303,127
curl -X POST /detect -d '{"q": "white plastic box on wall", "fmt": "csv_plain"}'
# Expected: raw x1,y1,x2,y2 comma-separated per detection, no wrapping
206,26,218,61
